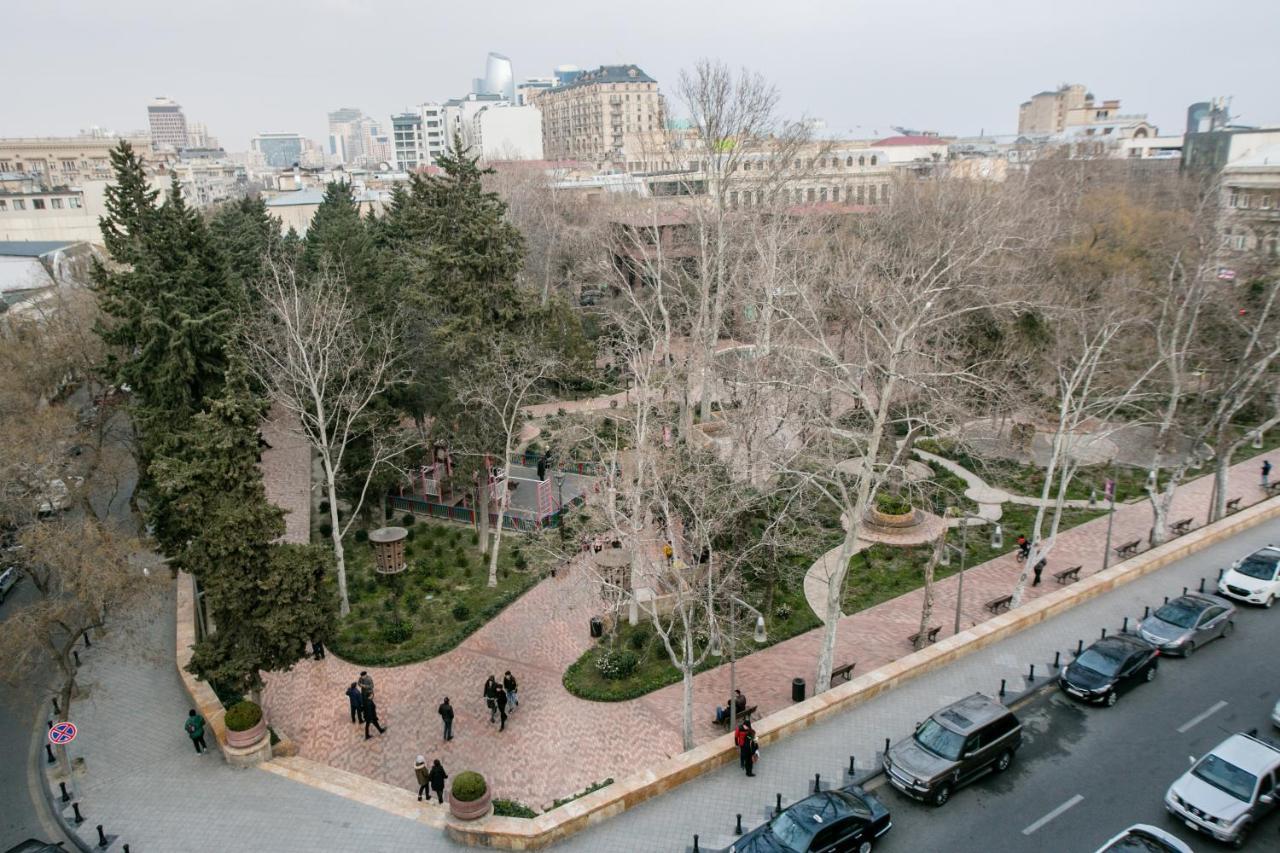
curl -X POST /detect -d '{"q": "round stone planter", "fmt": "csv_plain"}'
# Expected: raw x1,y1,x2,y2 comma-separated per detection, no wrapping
866,506,919,529
225,717,267,749
448,788,493,821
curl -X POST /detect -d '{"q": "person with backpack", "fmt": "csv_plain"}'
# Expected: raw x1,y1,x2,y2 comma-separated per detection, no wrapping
428,759,448,804
184,708,208,755
1263,459,1272,488
502,671,519,710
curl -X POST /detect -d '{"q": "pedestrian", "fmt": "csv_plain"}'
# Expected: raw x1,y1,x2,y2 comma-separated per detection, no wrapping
1016,535,1030,561
312,636,326,660
503,671,519,710
184,708,208,755
745,731,759,776
735,721,756,776
438,696,454,741
358,670,375,702
1032,556,1047,586
484,675,498,723
537,454,547,482
495,684,509,731
1263,459,1272,488
364,696,387,739
428,759,448,805
345,682,365,724
663,542,673,565
414,755,429,801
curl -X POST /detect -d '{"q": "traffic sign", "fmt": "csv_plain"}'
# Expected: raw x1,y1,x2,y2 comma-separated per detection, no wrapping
48,721,77,745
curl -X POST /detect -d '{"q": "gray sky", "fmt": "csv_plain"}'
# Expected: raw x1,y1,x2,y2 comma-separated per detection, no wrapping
7,0,1278,152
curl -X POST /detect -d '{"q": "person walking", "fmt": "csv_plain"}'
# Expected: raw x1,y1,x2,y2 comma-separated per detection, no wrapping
358,671,375,702
428,759,448,805
663,542,673,566
414,755,430,801
735,721,756,776
438,697,455,741
484,676,499,724
503,671,519,710
1032,556,1047,586
311,636,326,660
364,697,386,739
184,709,208,755
1016,535,1030,562
346,682,365,724
495,684,509,731
1263,459,1272,488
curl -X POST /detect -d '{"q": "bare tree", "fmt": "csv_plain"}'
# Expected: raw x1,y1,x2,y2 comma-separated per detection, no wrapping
244,258,415,616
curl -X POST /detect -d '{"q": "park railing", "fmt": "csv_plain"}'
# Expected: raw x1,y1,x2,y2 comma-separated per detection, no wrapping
390,492,586,533
513,451,615,477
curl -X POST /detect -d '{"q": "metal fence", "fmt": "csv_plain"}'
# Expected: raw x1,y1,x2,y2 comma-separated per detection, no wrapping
390,493,585,533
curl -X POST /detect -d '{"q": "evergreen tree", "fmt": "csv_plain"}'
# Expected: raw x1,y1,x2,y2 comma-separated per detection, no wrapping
96,141,159,266
302,181,374,297
209,195,277,299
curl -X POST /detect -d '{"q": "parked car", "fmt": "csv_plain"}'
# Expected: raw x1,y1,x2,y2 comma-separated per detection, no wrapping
0,566,20,604
1272,696,1280,729
1093,824,1192,853
1165,731,1280,849
3,841,65,853
1059,634,1159,707
1218,545,1280,607
714,784,892,853
1137,593,1236,656
883,693,1021,807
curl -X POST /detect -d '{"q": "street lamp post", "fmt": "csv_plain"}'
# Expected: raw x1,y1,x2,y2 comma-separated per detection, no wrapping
1101,464,1117,569
941,506,986,635
554,472,567,544
711,593,767,732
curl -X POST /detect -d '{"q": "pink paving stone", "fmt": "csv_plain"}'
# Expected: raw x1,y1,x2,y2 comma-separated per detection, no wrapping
259,405,312,545
261,451,1272,808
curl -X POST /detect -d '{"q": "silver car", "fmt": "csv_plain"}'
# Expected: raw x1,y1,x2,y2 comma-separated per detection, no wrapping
1137,593,1236,656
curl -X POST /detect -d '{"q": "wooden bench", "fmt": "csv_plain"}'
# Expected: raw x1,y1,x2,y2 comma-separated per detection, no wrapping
1267,482,1280,496
1053,565,1082,585
1170,518,1194,536
717,705,758,729
831,662,857,683
985,594,1013,614
908,625,941,647
1226,497,1243,513
1114,539,1141,559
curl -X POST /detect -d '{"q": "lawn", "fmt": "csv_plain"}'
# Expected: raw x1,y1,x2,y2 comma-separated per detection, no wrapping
328,517,547,667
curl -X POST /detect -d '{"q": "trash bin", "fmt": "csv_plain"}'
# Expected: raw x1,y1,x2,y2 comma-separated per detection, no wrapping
590,616,603,638
792,677,806,702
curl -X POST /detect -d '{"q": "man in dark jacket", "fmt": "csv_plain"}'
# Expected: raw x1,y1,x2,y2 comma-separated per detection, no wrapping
364,697,386,739
358,671,374,701
184,709,208,755
428,759,448,804
438,697,454,741
495,685,509,731
502,671,519,710
484,676,498,724
346,682,365,724
736,721,757,777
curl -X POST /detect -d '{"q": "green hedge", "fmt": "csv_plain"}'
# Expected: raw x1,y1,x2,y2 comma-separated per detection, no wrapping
224,700,262,732
493,798,538,818
452,771,487,802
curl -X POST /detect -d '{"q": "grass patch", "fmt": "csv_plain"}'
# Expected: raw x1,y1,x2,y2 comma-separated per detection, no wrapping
493,799,539,818
327,520,546,666
550,778,614,810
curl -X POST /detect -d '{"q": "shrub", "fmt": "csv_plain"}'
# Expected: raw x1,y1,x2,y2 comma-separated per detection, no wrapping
405,527,415,541
354,529,368,543
493,798,537,818
452,771,487,802
594,649,638,680
875,492,912,515
224,700,263,732
628,626,650,651
774,603,794,621
318,521,332,538
381,621,412,644
455,549,469,568
402,513,416,526
451,603,471,621
470,531,479,545
318,500,330,514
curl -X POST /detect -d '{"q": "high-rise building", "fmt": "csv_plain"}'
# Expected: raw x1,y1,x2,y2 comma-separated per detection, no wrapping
392,112,425,172
328,107,364,164
537,65,667,170
482,52,515,103
147,97,189,150
251,132,305,169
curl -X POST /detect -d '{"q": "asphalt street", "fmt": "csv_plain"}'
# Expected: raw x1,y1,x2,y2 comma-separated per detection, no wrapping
869,579,1280,852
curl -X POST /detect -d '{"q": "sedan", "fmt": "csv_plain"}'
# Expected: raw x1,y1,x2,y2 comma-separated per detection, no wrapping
715,784,892,853
1137,593,1235,656
1059,634,1159,707
1218,545,1280,607
1093,824,1192,852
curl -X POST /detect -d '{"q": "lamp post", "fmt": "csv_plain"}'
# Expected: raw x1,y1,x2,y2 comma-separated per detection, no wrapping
711,594,767,732
1101,465,1118,569
554,472,567,543
941,506,986,635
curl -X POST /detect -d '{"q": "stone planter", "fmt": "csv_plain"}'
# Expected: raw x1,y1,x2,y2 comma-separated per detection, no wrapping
449,788,493,821
866,506,918,529
225,717,267,749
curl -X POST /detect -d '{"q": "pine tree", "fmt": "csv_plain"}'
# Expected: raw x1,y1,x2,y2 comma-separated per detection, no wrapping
209,195,277,300
302,181,374,292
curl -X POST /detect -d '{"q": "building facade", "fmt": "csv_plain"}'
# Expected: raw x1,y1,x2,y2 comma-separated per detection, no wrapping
535,65,667,171
251,132,306,169
392,112,424,172
1019,84,1156,142
147,97,189,150
473,104,543,160
0,134,156,183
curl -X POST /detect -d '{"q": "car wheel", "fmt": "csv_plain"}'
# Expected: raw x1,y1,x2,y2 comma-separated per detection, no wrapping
1222,620,1235,638
1145,664,1157,682
1266,595,1276,609
1183,642,1195,657
1104,690,1119,707
994,750,1013,772
930,783,952,807
857,843,872,853
1231,821,1250,850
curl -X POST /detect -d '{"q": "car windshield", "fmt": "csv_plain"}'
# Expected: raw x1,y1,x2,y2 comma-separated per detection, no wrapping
768,810,814,853
1192,754,1257,802
1153,600,1200,629
1101,830,1177,852
1236,554,1280,581
1074,646,1126,677
914,718,965,760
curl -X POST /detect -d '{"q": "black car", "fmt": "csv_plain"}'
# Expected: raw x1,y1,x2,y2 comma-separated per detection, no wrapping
3,841,65,853
1059,634,1159,707
715,784,892,853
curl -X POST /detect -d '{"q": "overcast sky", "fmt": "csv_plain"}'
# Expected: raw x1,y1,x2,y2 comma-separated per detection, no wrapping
7,0,1278,152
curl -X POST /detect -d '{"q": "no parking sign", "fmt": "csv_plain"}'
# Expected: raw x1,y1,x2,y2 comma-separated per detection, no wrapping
48,721,77,746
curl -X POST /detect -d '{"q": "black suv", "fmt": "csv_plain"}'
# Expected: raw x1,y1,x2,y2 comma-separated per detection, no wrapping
883,693,1022,806
715,784,892,852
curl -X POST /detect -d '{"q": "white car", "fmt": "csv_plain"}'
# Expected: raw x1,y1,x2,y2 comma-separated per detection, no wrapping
1273,697,1280,729
1094,824,1192,853
1218,545,1280,607
1165,731,1280,849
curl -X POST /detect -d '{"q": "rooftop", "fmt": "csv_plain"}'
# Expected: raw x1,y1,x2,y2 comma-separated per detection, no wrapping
872,135,948,147
0,240,77,258
548,65,656,93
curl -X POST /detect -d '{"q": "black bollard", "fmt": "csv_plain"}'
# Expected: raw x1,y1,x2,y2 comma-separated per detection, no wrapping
83,631,91,648
848,755,856,775
1218,567,1225,581
45,743,56,764
1053,650,1061,669
1182,586,1188,596
52,696,60,715
693,835,699,853
73,650,81,667
96,825,107,848
47,720,53,729
1122,616,1129,633
814,773,821,793
999,678,1006,697
1076,639,1083,655
1144,605,1150,618
60,781,70,803
1029,663,1036,680
73,802,84,824
736,814,743,835
1101,627,1107,639
1164,596,1169,604
1199,578,1205,593
775,793,782,815
884,737,890,756
123,847,130,853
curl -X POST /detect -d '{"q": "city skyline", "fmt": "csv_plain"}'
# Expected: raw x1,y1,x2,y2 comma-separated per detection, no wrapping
6,0,1280,152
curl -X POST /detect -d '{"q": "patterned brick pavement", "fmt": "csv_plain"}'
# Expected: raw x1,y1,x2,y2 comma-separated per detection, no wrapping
260,451,1273,811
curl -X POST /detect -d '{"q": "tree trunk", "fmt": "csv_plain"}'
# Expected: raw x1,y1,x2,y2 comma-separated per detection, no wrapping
477,479,491,558
487,488,506,588
323,456,350,617
680,632,695,751
916,529,943,649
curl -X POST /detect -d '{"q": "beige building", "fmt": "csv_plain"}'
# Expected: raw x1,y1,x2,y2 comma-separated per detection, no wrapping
147,97,189,150
0,174,107,243
0,134,157,185
263,187,389,234
534,65,668,171
1221,143,1280,263
1019,84,1156,141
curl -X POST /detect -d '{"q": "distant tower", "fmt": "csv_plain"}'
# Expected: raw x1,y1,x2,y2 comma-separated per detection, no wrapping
147,97,189,150
554,64,582,86
484,52,515,102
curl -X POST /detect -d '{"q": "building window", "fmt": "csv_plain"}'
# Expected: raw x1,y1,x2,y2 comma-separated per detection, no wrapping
1263,195,1273,210
881,184,889,203
13,199,25,210
51,198,63,209
831,187,840,202
0,200,6,210
1232,231,1246,250
858,156,865,166
819,188,827,202
1241,194,1251,209
69,197,82,209
793,159,800,169
1230,190,1240,207
730,191,738,208
32,198,45,210
806,188,815,203
856,186,864,203
869,186,877,204
846,156,853,166
870,155,878,166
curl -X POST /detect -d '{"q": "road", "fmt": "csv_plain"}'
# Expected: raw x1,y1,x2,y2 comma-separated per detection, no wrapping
868,591,1280,852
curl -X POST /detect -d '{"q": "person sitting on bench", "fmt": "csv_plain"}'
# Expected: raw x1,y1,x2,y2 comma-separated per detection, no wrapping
715,690,748,724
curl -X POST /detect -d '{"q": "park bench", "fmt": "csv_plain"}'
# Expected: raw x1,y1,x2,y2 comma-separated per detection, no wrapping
1226,497,1243,513
1114,540,1141,560
717,705,758,729
831,662,857,683
908,625,941,647
1170,518,1194,536
1267,482,1280,497
985,594,1013,614
1053,565,1082,585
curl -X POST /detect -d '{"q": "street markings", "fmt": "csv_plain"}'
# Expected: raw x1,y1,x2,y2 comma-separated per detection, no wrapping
1176,700,1228,734
1021,794,1083,835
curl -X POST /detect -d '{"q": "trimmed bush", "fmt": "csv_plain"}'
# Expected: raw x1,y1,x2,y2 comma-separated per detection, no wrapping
381,621,412,644
774,603,794,621
224,700,263,732
402,513,416,526
451,603,471,621
594,649,638,680
875,492,912,515
493,799,537,818
470,531,479,546
318,500,330,514
318,521,333,538
354,529,368,543
452,771,487,802
628,627,649,651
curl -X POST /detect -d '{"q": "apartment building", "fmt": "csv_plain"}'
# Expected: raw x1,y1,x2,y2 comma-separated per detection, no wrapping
147,97,189,150
535,65,667,171
0,134,156,184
